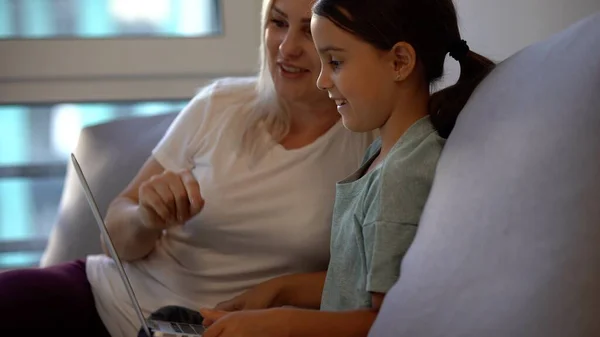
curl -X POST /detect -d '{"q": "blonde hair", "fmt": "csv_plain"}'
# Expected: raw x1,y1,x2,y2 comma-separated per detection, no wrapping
240,0,291,160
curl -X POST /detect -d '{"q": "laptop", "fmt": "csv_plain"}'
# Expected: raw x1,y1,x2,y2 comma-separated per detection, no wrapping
70,153,205,337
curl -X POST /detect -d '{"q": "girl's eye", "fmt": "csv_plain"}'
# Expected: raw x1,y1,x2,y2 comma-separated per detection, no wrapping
329,60,342,70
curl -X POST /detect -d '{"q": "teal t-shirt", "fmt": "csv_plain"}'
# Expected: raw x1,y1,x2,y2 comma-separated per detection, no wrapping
320,116,445,311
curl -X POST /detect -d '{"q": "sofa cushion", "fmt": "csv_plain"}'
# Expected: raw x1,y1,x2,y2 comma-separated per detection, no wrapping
370,12,600,337
40,113,177,267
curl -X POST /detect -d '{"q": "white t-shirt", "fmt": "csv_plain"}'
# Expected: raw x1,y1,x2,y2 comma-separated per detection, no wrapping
85,76,375,337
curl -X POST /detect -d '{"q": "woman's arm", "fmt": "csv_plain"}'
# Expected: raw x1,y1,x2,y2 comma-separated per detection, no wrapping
102,157,166,261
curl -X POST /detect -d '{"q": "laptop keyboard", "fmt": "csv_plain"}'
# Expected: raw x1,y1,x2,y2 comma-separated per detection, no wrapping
171,322,205,334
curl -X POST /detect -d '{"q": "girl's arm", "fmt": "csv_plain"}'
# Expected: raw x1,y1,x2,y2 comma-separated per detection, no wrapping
214,271,328,311
201,293,385,337
277,271,328,309
285,293,384,337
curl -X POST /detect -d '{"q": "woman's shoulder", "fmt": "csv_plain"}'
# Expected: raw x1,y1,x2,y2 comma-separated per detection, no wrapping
153,77,259,159
181,76,258,124
194,76,258,106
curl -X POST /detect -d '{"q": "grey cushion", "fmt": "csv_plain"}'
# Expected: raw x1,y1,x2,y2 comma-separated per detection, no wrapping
40,113,177,267
370,12,600,337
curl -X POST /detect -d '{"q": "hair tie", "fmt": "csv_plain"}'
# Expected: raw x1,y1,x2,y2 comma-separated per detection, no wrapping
449,39,469,61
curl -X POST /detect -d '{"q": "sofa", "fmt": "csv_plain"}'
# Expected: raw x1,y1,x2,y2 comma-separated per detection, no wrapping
40,113,176,266
41,12,600,337
369,12,600,337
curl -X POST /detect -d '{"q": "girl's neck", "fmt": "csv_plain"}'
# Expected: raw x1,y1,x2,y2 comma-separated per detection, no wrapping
378,86,430,160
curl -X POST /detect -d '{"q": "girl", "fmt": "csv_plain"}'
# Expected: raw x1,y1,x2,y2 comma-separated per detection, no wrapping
196,0,494,336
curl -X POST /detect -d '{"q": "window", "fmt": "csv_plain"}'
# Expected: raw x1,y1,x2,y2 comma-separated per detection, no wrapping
0,0,263,268
1,0,220,39
0,101,186,268
0,0,262,104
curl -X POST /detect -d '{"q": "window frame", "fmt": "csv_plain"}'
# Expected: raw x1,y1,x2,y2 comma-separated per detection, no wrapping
0,0,263,104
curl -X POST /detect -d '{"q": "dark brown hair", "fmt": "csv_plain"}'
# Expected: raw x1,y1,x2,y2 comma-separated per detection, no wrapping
312,0,495,138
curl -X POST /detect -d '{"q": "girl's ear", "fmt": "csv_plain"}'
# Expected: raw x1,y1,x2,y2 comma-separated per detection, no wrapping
390,41,417,82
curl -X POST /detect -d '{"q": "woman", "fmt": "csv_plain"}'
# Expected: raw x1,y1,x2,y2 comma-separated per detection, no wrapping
197,0,495,336
0,0,374,336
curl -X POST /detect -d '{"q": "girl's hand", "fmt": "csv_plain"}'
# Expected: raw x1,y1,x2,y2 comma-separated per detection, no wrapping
200,308,291,337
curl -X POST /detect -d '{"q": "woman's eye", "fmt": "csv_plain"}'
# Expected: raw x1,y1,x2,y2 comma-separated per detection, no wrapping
270,19,286,28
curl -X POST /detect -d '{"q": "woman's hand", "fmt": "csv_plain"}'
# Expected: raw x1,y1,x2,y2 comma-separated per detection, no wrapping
137,170,204,230
200,308,291,337
213,277,286,311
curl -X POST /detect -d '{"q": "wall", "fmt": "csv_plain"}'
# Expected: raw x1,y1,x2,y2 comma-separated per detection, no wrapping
440,0,600,88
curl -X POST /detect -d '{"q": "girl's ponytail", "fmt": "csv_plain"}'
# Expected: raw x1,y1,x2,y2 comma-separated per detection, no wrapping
429,40,496,138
